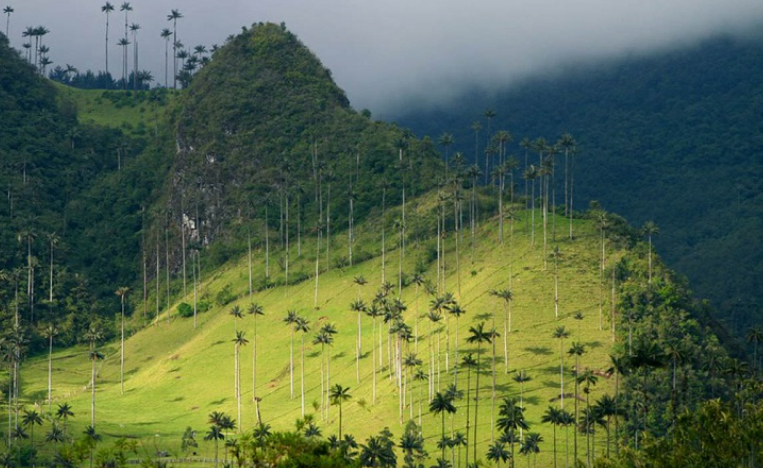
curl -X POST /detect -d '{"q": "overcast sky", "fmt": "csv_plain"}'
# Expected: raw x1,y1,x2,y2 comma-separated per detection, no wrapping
5,1,763,115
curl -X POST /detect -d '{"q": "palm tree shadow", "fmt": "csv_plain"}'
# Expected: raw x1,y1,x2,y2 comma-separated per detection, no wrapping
209,398,227,405
474,313,492,321
525,346,552,356
523,395,541,406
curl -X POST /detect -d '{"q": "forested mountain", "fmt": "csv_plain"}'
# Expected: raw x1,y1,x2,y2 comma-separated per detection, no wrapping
394,34,763,338
0,31,169,346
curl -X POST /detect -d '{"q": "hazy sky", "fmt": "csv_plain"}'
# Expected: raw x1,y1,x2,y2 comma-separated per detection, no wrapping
5,1,763,115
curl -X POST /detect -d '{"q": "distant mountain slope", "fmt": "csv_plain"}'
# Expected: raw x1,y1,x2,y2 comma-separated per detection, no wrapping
394,34,763,335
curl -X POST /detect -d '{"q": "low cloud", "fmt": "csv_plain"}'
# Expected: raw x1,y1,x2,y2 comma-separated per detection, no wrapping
7,1,763,115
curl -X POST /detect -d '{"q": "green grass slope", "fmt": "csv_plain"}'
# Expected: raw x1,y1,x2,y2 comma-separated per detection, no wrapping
54,83,175,136
14,202,623,466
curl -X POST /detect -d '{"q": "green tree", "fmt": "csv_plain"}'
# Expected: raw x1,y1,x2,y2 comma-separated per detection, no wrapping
430,392,457,461
21,409,42,446
42,323,58,413
101,2,115,76
295,316,310,417
83,425,101,468
519,433,542,467
283,309,299,399
248,302,265,409
552,326,570,409
467,322,492,465
541,406,562,468
89,348,104,428
486,441,510,467
490,288,513,373
567,342,585,463
329,384,352,439
55,403,74,441
351,297,367,384
641,220,659,284
360,430,397,468
115,286,129,395
3,6,12,37
577,369,598,466
232,330,248,431
166,9,182,89
497,397,529,468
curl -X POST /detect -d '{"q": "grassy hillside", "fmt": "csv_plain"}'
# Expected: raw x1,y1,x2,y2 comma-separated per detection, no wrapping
11,202,623,466
54,83,176,136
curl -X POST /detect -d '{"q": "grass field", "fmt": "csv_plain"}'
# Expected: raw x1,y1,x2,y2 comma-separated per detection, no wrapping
10,203,624,466
53,83,176,135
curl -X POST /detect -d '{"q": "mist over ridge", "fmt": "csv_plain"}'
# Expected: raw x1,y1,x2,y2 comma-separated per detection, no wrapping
4,1,763,114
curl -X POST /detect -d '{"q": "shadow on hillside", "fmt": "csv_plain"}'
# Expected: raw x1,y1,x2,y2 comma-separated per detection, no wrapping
525,346,552,356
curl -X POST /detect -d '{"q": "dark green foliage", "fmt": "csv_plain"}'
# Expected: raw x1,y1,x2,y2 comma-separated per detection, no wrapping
397,34,763,336
177,302,193,318
611,233,734,449
156,22,442,272
0,33,168,351
215,285,236,306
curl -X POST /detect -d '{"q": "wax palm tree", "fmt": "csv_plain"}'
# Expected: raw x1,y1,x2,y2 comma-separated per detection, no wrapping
3,6,12,37
351,298,367,383
641,221,659,284
248,302,264,404
21,409,42,446
430,392,457,461
129,23,140,93
232,330,248,431
513,371,531,413
45,423,65,445
541,407,563,468
225,306,243,336
747,326,763,376
55,403,73,441
523,165,539,245
497,397,529,468
487,441,510,467
567,342,585,463
607,354,629,454
117,37,130,87
461,353,477,464
160,28,172,87
467,322,492,465
329,384,352,439
44,232,59,302
490,288,513,373
284,310,299,398
359,433,397,468
101,2,114,76
552,326,570,409
593,394,618,458
427,309,444,393
89,348,104,428
577,369,598,465
519,433,542,467
114,286,130,395
439,132,455,177
411,273,425,353
167,9,182,89
205,425,224,468
36,323,56,416
295,316,310,417
84,425,101,468
444,298,466,373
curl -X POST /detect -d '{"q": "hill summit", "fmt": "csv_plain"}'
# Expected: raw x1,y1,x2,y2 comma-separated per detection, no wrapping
158,23,441,256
